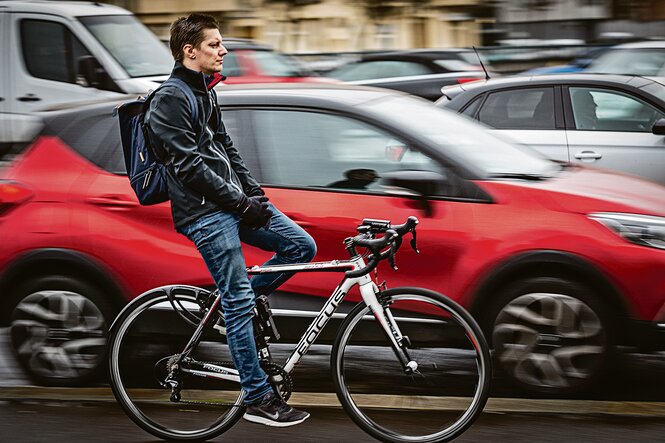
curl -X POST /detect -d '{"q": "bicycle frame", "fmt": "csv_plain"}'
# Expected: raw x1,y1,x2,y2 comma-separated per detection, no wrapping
177,254,413,383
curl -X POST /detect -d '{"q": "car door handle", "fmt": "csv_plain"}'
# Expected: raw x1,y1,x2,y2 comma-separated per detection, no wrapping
284,213,314,228
88,195,138,209
17,94,42,102
574,150,602,161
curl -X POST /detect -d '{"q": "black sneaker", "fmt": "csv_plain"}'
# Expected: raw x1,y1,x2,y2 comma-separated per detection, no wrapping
243,392,310,427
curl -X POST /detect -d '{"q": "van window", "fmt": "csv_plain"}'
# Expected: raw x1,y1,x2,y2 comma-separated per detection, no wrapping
21,19,92,84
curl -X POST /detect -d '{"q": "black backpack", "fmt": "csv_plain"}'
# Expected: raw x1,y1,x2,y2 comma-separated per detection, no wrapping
115,78,199,205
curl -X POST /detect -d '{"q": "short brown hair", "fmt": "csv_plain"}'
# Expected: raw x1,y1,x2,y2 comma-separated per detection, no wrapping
169,14,219,62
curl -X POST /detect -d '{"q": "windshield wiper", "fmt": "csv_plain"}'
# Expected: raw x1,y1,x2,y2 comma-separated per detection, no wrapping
488,172,550,181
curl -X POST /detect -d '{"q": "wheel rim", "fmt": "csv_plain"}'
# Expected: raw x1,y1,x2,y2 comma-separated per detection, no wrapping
336,293,490,442
493,292,607,390
109,287,244,440
10,290,107,381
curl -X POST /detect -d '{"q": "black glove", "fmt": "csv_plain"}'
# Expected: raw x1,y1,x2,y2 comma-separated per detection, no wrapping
240,196,272,230
246,187,265,198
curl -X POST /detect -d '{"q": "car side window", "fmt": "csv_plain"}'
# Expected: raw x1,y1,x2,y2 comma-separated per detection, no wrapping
461,96,483,118
44,109,124,174
21,19,92,84
478,88,556,130
252,110,446,194
569,87,665,132
335,61,431,81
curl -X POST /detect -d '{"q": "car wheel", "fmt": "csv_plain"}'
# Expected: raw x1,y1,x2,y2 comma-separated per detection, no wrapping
488,277,612,395
8,276,113,386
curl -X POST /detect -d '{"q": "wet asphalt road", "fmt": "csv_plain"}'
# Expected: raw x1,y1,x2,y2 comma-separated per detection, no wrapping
2,400,665,443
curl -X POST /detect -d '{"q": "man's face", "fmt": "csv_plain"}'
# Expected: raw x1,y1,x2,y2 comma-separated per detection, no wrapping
190,28,227,75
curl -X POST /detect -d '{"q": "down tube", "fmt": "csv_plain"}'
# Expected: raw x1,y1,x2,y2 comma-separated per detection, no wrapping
283,278,358,373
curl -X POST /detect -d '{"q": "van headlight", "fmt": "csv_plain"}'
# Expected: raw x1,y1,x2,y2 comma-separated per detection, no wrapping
589,212,665,250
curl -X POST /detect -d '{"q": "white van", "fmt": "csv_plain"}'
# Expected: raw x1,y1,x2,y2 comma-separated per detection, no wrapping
0,1,173,148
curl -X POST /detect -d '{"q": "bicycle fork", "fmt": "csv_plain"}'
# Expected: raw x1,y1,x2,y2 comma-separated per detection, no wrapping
358,279,418,374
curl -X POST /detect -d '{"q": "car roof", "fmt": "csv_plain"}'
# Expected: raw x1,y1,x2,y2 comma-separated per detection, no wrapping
361,49,473,61
608,40,665,49
0,1,131,16
222,38,274,51
453,73,660,94
215,83,405,107
35,83,407,118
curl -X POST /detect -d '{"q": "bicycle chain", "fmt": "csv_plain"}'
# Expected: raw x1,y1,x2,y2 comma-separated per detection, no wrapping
168,360,293,408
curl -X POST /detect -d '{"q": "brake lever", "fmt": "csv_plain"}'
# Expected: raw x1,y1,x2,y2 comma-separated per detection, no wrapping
388,253,397,271
410,229,420,254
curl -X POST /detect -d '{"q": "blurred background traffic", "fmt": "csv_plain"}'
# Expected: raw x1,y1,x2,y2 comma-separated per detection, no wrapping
2,0,665,429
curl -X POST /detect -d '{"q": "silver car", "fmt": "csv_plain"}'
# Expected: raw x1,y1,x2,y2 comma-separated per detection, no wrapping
586,40,665,77
437,74,665,186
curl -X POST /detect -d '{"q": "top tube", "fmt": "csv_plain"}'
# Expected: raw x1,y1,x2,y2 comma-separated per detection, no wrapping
246,260,357,275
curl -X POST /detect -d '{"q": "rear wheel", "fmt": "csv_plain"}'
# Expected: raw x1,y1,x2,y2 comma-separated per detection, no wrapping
108,285,244,441
332,287,491,443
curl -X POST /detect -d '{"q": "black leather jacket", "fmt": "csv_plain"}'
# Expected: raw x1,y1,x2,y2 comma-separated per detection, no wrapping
146,62,260,229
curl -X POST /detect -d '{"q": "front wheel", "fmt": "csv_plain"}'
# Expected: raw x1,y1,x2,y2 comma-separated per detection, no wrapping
108,285,245,441
332,287,491,443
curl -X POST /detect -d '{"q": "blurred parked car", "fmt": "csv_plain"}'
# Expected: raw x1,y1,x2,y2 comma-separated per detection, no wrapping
3,85,665,396
327,49,486,101
519,46,608,75
586,40,665,76
438,74,665,185
215,38,336,85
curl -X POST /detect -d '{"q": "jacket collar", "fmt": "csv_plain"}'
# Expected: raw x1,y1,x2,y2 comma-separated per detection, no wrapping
170,61,225,93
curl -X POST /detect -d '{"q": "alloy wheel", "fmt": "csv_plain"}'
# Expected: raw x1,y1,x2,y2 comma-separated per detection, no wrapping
493,292,607,390
10,290,108,382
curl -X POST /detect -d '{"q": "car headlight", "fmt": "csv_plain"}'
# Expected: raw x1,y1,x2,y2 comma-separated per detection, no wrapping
588,212,665,250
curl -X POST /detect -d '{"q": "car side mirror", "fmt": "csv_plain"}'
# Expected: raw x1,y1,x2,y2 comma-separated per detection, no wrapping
76,56,105,88
380,170,449,217
652,118,665,136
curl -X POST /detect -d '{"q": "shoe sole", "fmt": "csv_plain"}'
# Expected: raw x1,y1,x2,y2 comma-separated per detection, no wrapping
243,412,310,427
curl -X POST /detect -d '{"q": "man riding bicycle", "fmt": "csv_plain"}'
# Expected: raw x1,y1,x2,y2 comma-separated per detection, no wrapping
146,13,316,427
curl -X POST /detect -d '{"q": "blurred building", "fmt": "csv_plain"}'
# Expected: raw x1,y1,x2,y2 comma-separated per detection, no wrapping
109,0,496,52
494,0,665,43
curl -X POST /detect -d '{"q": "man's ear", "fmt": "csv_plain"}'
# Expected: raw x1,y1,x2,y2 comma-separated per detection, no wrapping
183,44,195,59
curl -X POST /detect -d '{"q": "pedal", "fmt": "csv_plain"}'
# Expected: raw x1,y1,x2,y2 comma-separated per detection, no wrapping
255,295,281,341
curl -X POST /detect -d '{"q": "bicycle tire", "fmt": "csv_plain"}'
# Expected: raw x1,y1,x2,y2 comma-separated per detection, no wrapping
108,285,245,441
331,287,491,443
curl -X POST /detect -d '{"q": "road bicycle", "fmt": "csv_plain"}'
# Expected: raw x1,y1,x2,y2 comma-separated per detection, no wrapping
108,216,491,442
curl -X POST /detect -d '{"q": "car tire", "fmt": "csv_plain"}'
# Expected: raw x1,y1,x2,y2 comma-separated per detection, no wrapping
486,276,613,396
8,275,114,386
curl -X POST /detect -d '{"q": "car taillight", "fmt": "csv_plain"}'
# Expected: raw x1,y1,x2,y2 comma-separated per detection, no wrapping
0,181,33,216
457,77,483,84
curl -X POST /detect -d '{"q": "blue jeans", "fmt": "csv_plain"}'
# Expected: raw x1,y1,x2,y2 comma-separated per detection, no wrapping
179,203,316,404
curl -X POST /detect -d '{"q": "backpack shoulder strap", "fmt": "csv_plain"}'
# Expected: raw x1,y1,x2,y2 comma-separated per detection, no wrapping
160,78,199,124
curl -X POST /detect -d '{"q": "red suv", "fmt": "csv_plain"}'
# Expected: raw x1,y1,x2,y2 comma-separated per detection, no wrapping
1,85,664,395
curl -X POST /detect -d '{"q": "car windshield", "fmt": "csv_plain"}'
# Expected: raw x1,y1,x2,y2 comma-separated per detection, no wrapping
79,15,173,77
587,49,665,76
363,96,559,178
251,50,305,77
